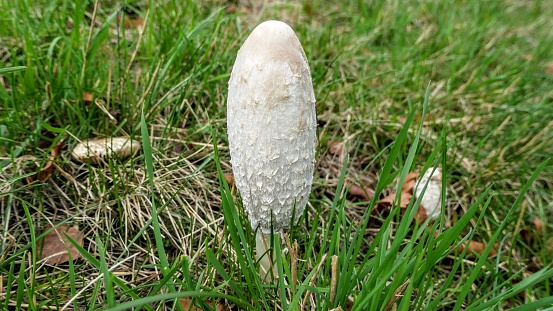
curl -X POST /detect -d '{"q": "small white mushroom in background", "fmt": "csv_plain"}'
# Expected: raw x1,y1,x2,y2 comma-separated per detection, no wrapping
414,167,444,220
71,137,141,164
227,20,317,281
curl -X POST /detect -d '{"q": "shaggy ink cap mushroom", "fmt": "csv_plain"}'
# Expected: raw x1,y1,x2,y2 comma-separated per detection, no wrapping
227,20,317,235
227,20,316,281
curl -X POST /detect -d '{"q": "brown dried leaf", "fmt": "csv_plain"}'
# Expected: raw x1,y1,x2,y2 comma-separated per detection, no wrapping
118,14,145,29
328,141,345,157
26,143,65,184
378,191,413,209
348,183,375,201
39,224,84,265
83,91,93,104
375,172,428,223
534,217,543,234
458,240,498,257
414,204,428,223
224,173,234,186
402,172,419,192
376,172,419,210
126,17,145,28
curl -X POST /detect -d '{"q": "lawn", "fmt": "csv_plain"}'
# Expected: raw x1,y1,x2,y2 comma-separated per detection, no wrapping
1,0,553,310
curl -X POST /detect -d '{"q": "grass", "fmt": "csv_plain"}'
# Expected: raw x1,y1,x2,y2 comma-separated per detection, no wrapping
1,0,553,310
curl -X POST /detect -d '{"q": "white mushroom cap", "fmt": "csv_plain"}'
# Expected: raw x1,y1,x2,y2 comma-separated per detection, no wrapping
414,167,444,220
71,137,141,164
227,21,317,234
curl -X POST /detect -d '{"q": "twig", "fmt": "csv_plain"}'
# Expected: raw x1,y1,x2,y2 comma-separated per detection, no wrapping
302,254,327,310
330,255,338,304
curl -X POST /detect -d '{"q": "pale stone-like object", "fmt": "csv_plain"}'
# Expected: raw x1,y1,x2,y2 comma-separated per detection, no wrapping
71,137,141,164
414,167,443,219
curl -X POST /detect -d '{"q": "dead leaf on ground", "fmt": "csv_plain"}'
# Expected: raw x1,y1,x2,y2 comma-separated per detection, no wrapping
39,224,84,265
378,191,413,210
328,141,346,157
375,172,421,219
126,17,145,28
179,299,230,311
118,14,145,29
458,240,498,257
402,172,419,192
533,217,543,234
27,142,65,184
83,91,93,104
348,183,375,201
224,173,234,186
374,169,444,224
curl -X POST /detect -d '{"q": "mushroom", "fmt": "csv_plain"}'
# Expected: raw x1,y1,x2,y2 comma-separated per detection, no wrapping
71,137,141,164
414,167,444,220
227,20,317,281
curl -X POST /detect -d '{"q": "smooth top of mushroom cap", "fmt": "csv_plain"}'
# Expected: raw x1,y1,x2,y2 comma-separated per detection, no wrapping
235,20,306,65
227,20,317,234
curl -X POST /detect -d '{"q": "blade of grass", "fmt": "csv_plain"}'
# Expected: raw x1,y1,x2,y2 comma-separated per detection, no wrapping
454,159,550,311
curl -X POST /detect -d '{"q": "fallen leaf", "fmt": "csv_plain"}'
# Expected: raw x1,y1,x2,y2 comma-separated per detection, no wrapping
39,224,84,265
328,141,345,157
458,240,498,257
401,172,419,192
126,17,145,28
118,14,145,29
378,191,412,209
83,91,93,104
224,173,234,186
376,173,418,211
348,183,375,201
414,205,428,223
71,137,141,164
534,217,543,234
27,143,65,184
375,170,438,223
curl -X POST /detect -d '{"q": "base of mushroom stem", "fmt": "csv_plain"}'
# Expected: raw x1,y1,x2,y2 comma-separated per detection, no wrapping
255,231,282,283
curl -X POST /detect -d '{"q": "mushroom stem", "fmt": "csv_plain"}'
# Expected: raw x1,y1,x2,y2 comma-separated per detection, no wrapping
256,231,277,282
